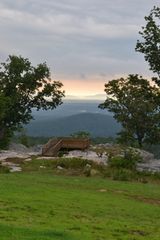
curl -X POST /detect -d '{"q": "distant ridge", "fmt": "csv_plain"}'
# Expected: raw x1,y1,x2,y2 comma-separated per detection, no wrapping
84,94,106,100
26,112,121,137
65,94,106,100
65,95,79,100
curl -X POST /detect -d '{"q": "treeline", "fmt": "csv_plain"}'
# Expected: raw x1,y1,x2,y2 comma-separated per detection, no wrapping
13,133,115,147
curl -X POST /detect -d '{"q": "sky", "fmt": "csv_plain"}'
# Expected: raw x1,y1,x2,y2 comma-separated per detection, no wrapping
0,0,159,98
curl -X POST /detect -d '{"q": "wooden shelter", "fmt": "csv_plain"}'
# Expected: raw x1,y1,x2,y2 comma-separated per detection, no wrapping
42,137,90,157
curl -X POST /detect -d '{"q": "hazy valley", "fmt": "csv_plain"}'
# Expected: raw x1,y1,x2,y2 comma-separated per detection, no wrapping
26,100,121,137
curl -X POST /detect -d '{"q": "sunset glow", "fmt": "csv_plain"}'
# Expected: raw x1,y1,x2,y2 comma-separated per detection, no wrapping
59,76,106,97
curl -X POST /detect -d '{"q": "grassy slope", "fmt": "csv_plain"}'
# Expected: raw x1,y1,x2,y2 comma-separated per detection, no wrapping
0,173,160,240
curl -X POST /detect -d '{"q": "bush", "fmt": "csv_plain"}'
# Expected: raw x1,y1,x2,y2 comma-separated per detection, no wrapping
112,169,134,181
70,131,90,138
108,148,141,170
0,163,10,173
124,148,142,162
54,157,90,169
103,167,136,181
109,156,130,169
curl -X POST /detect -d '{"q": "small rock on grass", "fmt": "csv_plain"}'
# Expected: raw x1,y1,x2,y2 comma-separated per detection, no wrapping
90,169,101,176
24,158,32,162
57,166,64,170
39,166,46,169
99,189,107,192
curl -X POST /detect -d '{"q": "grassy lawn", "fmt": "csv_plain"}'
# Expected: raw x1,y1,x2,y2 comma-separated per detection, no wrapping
0,172,160,240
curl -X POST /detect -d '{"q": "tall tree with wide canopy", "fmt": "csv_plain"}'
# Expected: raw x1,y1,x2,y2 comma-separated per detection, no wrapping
99,74,160,147
136,6,160,84
0,55,65,147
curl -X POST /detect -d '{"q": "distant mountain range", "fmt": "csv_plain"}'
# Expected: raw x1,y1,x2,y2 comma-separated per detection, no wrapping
26,112,121,137
31,99,108,120
65,94,106,100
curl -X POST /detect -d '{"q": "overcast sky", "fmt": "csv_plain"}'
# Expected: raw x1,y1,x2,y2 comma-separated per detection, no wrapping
0,0,159,97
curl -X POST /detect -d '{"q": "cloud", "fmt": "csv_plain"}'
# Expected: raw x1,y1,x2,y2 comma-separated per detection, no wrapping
0,0,159,95
0,4,138,39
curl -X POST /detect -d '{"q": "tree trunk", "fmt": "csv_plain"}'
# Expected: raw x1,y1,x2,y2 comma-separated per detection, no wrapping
137,136,143,148
0,127,11,149
0,127,5,141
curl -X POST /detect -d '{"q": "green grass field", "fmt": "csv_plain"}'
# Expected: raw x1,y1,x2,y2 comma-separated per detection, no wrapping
0,172,160,240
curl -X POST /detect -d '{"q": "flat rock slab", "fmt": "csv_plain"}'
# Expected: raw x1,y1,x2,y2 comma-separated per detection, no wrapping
37,156,57,160
64,150,108,164
137,160,160,173
10,166,22,172
0,149,39,173
0,151,29,161
1,161,22,172
24,158,32,162
0,150,40,161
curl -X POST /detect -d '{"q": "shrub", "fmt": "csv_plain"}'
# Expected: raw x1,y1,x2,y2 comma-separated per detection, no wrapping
108,148,141,170
0,163,10,173
83,164,91,177
112,169,133,181
109,156,129,169
103,167,136,181
124,148,142,163
54,158,90,169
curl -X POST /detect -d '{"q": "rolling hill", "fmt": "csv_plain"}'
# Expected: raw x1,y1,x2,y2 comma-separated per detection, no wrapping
25,112,121,137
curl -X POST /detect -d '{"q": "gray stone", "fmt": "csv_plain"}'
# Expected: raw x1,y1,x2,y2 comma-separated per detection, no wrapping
9,143,29,153
57,166,64,170
136,149,155,163
24,158,32,162
9,143,41,156
137,160,160,173
90,169,100,176
64,150,107,164
39,165,46,169
1,161,22,172
10,166,22,172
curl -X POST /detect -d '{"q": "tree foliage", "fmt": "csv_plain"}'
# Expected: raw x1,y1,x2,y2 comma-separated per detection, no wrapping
0,94,12,147
136,6,160,83
99,74,160,147
71,131,91,139
0,55,65,147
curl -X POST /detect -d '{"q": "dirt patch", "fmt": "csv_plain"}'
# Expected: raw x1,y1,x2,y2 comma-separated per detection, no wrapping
97,188,160,206
132,195,160,206
5,158,25,164
129,230,149,236
98,189,107,192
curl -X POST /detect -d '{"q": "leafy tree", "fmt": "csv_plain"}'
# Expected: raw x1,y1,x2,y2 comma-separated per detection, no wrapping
99,74,160,147
70,131,91,138
116,130,137,147
136,6,160,84
0,55,65,147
